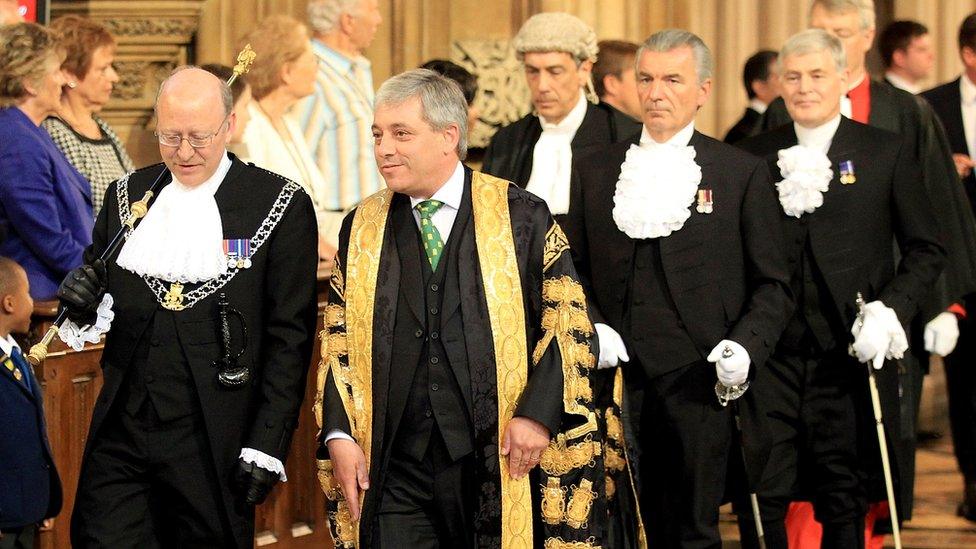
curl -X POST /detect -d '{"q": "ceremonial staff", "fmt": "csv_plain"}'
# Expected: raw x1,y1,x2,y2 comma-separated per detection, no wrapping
716,363,766,549
851,292,903,549
27,45,257,366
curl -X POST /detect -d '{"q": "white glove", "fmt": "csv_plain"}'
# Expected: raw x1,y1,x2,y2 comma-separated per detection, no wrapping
850,300,908,368
924,311,959,357
707,339,751,387
594,323,630,369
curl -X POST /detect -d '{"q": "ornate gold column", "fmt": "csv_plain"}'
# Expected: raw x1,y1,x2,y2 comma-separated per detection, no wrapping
51,0,209,166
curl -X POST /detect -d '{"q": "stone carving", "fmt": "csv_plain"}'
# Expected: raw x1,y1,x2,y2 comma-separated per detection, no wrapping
113,60,178,101
101,18,198,39
452,40,531,149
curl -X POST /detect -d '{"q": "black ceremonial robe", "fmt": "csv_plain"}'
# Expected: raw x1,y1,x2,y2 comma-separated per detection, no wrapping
315,169,615,548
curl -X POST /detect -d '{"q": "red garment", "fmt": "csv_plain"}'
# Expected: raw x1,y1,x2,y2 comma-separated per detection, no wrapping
847,77,872,124
782,501,889,548
950,302,968,319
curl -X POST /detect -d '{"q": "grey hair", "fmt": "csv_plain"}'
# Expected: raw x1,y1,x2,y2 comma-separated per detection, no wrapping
811,0,876,30
307,0,361,35
637,29,713,84
375,68,469,161
155,65,233,116
778,29,847,73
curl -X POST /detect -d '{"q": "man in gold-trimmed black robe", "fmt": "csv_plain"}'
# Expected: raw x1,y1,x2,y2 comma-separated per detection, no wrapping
314,69,616,548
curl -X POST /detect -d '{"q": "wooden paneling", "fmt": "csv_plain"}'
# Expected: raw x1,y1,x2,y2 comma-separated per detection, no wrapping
29,275,334,549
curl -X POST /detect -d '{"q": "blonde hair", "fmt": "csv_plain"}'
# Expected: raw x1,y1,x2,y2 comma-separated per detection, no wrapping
239,15,310,100
0,23,63,107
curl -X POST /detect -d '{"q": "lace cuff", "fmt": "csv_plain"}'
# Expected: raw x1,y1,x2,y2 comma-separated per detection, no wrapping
240,448,287,482
58,293,115,351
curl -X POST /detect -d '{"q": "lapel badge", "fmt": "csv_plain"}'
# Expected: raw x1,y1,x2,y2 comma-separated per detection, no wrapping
13,367,22,381
696,188,713,214
839,160,856,185
223,238,253,269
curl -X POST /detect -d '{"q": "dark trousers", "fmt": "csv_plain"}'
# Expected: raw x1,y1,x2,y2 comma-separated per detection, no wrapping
0,525,35,549
71,400,241,548
372,426,475,548
738,351,866,549
636,360,730,549
945,312,976,482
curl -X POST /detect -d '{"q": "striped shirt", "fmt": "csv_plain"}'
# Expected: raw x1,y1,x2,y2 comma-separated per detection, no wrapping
294,40,383,211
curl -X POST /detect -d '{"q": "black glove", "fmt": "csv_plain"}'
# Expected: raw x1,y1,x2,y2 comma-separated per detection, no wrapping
57,259,107,324
234,458,278,506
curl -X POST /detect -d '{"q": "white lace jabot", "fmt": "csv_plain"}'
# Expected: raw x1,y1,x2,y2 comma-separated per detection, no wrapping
117,154,232,283
613,123,702,239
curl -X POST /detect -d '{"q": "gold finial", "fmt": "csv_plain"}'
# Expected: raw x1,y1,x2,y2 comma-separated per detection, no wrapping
228,43,256,86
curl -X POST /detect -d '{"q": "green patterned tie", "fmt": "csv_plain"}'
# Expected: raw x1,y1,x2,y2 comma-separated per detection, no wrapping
415,199,445,270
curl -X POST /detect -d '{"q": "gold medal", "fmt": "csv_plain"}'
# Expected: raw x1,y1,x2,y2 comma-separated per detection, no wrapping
13,368,22,381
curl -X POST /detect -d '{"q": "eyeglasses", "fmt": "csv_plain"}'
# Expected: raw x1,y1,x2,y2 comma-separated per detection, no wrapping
155,114,229,148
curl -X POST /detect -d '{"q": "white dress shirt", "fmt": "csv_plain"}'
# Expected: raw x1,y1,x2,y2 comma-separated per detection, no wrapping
838,74,861,120
748,98,769,115
961,74,976,158
639,120,696,148
794,114,842,155
325,161,465,446
885,71,921,95
0,334,22,361
525,93,588,215
409,161,465,241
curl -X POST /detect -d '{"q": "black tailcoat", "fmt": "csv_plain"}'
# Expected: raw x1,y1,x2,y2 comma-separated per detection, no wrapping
73,156,319,545
563,131,794,490
738,118,947,510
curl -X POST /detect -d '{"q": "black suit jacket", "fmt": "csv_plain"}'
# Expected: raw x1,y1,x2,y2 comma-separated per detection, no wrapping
81,157,319,534
723,107,762,144
923,78,976,203
739,118,945,331
482,100,641,187
763,79,976,318
565,131,793,371
738,118,946,510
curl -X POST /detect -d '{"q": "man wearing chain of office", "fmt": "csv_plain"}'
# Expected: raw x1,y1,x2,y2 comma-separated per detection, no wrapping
56,67,319,547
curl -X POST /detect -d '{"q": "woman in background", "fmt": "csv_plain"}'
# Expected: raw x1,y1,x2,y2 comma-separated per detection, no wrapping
42,15,134,216
238,15,334,260
0,23,92,299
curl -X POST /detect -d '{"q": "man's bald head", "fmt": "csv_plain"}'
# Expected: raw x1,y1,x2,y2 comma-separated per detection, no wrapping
156,66,233,117
154,66,236,187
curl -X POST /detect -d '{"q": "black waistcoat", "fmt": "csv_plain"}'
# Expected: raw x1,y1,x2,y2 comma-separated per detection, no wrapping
624,239,701,378
389,199,473,464
779,230,848,354
118,310,198,421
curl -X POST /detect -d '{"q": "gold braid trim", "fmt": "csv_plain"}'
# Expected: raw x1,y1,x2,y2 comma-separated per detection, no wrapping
566,479,596,529
313,189,394,548
471,171,533,548
533,276,597,439
316,459,343,501
540,434,602,476
543,537,601,549
605,407,623,445
541,477,568,525
331,254,345,301
543,222,571,273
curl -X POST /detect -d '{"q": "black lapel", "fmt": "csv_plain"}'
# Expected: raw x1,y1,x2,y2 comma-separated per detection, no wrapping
825,117,859,166
440,169,473,326
659,132,713,274
390,195,426,326
946,80,968,155
571,102,611,150
513,119,542,187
